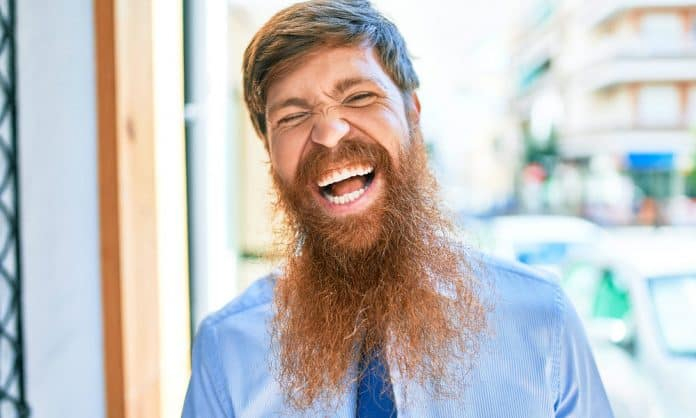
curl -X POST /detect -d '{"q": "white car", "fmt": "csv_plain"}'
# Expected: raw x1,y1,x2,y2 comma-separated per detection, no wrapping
486,215,606,274
562,231,696,418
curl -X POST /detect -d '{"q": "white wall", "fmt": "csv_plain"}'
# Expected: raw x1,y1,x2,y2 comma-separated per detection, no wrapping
17,1,105,417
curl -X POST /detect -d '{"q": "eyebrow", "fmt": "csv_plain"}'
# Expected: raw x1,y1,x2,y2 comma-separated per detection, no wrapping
267,77,387,117
267,97,312,116
331,76,385,97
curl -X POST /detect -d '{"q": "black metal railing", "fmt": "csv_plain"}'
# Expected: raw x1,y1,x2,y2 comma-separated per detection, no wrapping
0,0,28,416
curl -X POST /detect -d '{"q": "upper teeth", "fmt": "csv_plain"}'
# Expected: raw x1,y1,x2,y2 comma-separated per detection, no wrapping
317,165,373,188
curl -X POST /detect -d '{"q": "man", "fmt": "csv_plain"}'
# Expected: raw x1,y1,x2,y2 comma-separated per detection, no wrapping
182,1,613,417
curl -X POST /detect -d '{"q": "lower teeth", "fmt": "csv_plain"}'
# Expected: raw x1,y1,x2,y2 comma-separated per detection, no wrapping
325,186,367,205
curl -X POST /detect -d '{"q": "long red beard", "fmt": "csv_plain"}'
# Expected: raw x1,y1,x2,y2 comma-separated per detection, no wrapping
270,128,488,411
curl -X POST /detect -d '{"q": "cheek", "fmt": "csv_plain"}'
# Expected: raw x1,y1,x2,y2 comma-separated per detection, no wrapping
269,137,304,185
271,152,296,186
350,106,409,164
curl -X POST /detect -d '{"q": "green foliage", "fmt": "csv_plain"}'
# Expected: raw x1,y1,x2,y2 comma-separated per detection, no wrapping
523,123,559,174
686,165,696,198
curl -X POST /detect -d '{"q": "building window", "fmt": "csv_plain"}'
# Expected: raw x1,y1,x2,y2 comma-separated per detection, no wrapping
637,85,680,128
640,13,682,54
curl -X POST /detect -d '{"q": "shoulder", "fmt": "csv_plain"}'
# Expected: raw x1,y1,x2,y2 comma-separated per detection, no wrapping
192,273,277,383
185,274,278,417
195,273,277,350
469,250,565,310
469,250,571,359
204,273,276,325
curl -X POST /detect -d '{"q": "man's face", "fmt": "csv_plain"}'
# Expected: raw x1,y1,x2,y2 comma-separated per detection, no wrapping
265,45,419,219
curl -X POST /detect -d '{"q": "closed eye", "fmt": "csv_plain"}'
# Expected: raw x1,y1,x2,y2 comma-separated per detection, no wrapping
277,112,309,126
343,92,377,107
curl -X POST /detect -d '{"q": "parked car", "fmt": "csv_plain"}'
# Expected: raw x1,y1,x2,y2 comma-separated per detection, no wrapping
486,215,606,274
486,217,694,417
560,232,696,418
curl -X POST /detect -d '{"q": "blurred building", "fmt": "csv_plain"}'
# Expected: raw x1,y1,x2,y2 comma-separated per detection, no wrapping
512,0,696,224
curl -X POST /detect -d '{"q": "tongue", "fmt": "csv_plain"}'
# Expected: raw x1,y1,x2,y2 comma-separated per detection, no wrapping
330,175,367,196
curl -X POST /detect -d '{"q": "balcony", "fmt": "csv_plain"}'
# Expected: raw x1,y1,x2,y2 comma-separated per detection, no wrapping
588,37,696,62
561,127,696,157
583,0,696,29
573,56,696,91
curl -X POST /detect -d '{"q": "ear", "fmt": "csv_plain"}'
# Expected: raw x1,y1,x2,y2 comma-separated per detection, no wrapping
408,92,421,123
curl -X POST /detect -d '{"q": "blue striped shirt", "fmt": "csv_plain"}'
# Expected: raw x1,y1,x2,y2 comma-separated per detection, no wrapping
182,253,613,417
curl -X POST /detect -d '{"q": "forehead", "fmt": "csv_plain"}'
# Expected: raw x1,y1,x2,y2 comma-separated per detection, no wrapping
265,45,397,106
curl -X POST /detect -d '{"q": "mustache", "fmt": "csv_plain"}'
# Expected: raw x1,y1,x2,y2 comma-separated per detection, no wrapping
295,140,392,187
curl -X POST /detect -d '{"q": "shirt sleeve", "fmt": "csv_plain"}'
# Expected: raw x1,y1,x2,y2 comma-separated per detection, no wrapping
182,319,235,418
554,290,614,418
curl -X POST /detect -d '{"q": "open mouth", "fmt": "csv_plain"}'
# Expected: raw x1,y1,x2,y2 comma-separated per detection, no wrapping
316,164,376,205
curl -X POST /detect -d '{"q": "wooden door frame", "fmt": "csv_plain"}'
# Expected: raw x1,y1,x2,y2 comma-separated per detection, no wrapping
94,0,191,417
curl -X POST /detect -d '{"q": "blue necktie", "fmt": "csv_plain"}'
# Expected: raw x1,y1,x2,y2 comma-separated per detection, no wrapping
356,351,396,418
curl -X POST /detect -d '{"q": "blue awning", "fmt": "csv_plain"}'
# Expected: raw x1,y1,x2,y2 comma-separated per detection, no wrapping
626,153,674,171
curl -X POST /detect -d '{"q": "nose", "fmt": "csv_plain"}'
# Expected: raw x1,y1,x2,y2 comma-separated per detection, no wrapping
310,114,350,149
